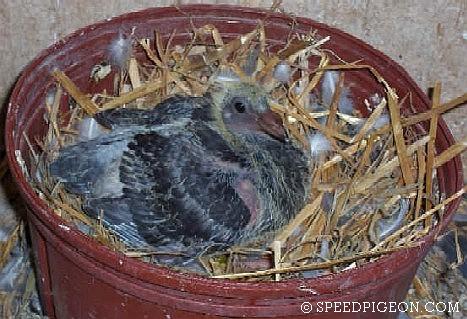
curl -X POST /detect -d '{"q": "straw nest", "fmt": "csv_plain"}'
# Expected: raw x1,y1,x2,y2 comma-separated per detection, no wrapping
405,226,467,318
0,167,40,318
17,9,467,281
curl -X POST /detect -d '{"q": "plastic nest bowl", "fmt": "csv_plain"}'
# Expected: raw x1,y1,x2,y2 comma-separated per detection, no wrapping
5,5,463,319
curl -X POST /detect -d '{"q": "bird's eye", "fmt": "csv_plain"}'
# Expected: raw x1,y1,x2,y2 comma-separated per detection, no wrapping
234,101,246,113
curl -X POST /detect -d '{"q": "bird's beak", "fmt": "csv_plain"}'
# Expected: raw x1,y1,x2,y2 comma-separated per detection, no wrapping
257,110,286,141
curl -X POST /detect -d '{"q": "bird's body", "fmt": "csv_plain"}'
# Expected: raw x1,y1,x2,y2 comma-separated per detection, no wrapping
50,82,311,269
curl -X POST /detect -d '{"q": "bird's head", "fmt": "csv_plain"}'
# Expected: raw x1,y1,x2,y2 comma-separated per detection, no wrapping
207,80,285,141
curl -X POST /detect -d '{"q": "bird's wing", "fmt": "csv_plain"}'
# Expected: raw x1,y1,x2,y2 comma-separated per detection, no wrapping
49,131,130,197
49,129,155,247
95,96,213,129
120,122,254,247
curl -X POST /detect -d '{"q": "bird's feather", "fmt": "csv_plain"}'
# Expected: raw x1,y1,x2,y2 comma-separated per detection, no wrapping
95,96,213,129
121,122,253,247
49,131,130,197
321,70,355,115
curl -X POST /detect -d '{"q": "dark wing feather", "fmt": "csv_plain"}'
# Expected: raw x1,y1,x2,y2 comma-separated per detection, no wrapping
122,123,252,247
95,96,213,129
49,132,129,196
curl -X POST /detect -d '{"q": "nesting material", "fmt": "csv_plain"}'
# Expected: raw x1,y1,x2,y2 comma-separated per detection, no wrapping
0,225,42,318
19,17,467,281
405,226,467,319
0,169,40,317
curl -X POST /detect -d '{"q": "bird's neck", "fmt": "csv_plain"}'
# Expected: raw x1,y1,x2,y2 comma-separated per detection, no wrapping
209,105,248,154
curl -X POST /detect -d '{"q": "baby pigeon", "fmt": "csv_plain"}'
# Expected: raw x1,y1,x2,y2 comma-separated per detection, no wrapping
50,80,311,267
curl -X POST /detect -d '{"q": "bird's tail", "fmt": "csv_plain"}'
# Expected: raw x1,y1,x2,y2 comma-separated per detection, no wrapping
84,197,150,249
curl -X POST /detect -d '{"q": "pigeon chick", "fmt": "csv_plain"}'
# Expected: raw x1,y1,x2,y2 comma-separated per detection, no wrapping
50,81,311,268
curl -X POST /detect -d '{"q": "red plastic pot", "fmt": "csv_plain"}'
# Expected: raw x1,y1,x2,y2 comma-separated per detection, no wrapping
5,5,463,319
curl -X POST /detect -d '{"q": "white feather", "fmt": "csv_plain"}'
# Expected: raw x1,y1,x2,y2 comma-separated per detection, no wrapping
45,88,56,107
321,70,355,115
369,93,383,106
338,87,355,115
243,46,260,76
108,33,132,68
78,117,106,141
273,61,292,83
308,132,332,157
0,229,9,242
321,70,339,107
293,84,304,95
0,255,24,291
214,69,240,82
371,113,390,131
319,238,330,259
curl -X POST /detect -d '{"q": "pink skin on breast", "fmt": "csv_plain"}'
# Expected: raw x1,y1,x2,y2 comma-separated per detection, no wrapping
234,179,260,225
205,156,260,226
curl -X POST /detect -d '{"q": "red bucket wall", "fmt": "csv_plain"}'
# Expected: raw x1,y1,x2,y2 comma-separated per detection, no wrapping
5,5,463,319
